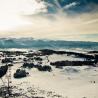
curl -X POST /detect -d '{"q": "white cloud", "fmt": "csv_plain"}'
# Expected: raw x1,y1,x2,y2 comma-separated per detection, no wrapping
64,2,77,9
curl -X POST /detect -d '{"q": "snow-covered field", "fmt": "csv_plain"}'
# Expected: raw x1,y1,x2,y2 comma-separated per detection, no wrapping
0,49,98,98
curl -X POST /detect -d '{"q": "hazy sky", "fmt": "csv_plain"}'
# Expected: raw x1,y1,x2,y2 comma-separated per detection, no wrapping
0,0,98,42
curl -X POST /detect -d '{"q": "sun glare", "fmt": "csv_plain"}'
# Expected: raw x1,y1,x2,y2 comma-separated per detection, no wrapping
0,14,31,31
0,0,39,31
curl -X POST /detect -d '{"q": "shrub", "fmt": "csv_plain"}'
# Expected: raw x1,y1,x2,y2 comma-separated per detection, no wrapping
37,65,52,72
14,69,29,78
34,57,42,61
2,58,13,63
7,63,13,67
22,63,34,68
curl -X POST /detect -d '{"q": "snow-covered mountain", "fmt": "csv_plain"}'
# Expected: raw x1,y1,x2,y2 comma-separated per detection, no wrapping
0,38,98,50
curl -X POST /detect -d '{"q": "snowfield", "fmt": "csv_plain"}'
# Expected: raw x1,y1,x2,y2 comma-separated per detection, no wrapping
0,49,98,98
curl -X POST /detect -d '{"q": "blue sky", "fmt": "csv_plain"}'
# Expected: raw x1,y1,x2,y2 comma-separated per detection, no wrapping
43,0,98,13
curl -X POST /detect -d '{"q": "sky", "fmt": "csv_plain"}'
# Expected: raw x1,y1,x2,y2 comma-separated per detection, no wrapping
0,0,98,42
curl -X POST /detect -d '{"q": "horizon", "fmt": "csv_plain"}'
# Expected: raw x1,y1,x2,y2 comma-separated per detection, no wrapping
0,37,98,43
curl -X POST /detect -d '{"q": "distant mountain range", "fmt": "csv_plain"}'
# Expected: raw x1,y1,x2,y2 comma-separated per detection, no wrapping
0,38,98,50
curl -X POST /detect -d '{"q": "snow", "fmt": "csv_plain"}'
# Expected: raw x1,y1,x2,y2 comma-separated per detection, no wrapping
0,50,98,98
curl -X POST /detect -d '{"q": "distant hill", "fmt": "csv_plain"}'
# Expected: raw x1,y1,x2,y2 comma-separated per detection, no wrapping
0,38,98,50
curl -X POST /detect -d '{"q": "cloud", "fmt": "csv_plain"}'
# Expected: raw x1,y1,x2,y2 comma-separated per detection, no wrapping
0,0,98,42
0,10,97,42
64,2,77,9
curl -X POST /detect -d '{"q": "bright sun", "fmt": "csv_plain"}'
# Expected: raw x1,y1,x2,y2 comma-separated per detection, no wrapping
0,0,43,31
0,14,30,31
